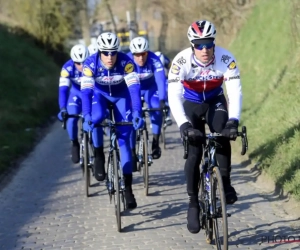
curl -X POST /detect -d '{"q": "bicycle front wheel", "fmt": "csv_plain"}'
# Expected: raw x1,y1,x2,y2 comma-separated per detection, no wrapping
83,133,90,197
199,171,213,244
113,149,121,232
143,130,149,196
211,167,228,250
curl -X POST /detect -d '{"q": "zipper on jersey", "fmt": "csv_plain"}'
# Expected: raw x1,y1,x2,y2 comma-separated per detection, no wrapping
108,69,112,96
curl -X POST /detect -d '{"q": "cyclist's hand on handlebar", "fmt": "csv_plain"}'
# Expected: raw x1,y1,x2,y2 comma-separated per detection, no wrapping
159,100,167,110
180,122,205,145
132,111,144,130
83,114,94,132
57,108,67,122
222,119,239,140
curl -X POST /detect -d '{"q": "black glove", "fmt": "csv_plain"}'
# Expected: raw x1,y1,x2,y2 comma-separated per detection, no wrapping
180,122,205,145
160,100,167,110
222,119,239,140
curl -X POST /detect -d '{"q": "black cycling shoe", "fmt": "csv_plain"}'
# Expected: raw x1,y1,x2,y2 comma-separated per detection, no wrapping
152,146,161,159
94,147,106,181
187,206,201,234
125,191,137,209
124,174,137,209
71,140,80,164
223,178,238,204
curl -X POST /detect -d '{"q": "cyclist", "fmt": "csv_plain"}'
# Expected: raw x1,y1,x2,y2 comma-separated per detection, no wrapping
81,32,144,209
168,20,242,234
127,37,167,165
154,51,173,127
88,43,98,55
57,44,96,164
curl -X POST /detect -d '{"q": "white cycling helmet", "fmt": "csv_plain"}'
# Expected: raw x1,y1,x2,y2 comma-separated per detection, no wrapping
88,43,98,55
187,20,216,44
129,37,149,53
154,51,165,66
70,44,89,63
97,32,120,52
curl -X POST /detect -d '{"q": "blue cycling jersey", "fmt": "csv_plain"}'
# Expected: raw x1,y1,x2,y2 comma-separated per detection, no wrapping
58,59,82,109
126,51,167,101
81,52,142,117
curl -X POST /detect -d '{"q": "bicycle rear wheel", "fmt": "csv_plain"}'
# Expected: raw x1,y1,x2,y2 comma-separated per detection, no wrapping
211,167,228,250
113,149,121,232
83,133,90,197
143,130,149,196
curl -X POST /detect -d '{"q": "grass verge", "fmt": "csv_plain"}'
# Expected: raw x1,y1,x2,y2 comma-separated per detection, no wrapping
230,0,300,200
0,25,61,175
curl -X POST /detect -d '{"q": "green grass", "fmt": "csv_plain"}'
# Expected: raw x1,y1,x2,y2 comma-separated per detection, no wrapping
230,0,300,200
0,25,61,174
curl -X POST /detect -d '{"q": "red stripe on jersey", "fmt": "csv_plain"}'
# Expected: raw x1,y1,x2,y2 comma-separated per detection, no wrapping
183,78,223,92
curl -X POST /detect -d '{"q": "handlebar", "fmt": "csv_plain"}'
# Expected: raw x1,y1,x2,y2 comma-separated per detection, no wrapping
61,113,82,130
183,126,248,159
86,120,133,144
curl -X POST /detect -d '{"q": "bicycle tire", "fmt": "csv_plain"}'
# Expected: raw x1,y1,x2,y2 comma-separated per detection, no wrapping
198,172,206,230
113,149,121,232
83,133,90,197
143,129,149,196
162,127,166,150
212,167,228,250
88,142,93,187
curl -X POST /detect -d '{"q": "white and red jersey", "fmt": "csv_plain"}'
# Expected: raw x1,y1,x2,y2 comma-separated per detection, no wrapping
168,46,242,127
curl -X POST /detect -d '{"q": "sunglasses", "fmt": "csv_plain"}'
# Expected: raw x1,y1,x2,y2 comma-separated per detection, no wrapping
101,51,118,56
133,52,147,57
74,62,82,66
194,42,215,50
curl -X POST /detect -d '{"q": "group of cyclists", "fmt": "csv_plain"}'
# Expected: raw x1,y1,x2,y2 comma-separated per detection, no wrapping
57,19,243,235
57,31,172,209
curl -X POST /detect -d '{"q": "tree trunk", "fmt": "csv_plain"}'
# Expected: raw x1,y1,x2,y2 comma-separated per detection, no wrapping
158,9,168,51
80,0,90,45
103,0,117,33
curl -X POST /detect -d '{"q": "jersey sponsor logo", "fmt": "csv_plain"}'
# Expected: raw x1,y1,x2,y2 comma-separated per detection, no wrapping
83,67,93,77
176,56,186,65
170,64,180,75
187,75,223,81
168,77,180,83
221,55,231,64
225,75,240,81
60,69,69,77
228,60,236,70
124,62,134,73
191,63,198,68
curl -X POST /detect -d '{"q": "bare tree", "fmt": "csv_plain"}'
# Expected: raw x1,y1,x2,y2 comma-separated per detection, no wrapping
80,0,91,45
103,0,117,33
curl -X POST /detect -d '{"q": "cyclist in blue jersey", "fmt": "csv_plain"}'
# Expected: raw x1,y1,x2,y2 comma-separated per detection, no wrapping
81,32,144,209
57,44,97,164
127,37,167,167
155,51,173,127
88,43,98,55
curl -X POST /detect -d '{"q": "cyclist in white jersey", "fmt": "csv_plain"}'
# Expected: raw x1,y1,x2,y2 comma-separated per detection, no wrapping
168,20,242,234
